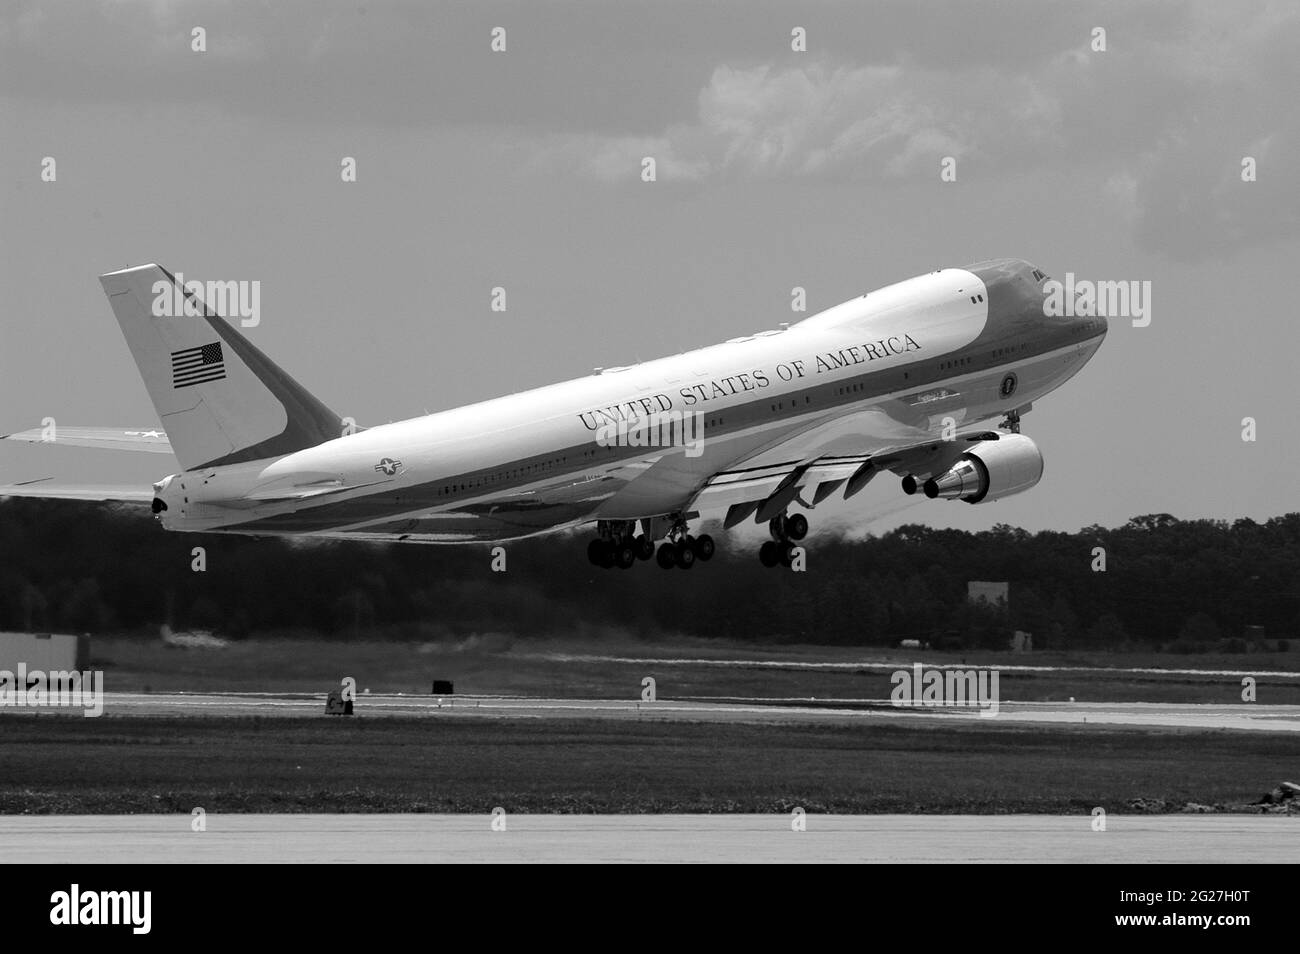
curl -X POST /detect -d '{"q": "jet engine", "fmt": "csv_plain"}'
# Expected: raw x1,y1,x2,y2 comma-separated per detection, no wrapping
919,433,1044,504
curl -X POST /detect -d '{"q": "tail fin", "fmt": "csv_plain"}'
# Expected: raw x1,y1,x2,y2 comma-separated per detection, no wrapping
98,264,342,472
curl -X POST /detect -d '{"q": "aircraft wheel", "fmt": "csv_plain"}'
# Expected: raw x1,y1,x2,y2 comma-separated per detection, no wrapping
779,541,797,567
656,543,677,569
759,540,780,567
675,540,696,569
786,513,808,541
635,534,655,560
616,542,637,569
693,534,715,561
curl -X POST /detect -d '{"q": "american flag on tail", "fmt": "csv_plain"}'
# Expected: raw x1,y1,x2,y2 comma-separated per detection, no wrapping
171,342,226,388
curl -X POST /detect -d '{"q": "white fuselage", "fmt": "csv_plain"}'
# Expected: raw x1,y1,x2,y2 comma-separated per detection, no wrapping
154,261,1106,542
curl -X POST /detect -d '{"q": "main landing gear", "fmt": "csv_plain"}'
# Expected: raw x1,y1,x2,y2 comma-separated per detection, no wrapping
586,519,654,570
758,511,808,569
586,517,714,571
653,516,714,571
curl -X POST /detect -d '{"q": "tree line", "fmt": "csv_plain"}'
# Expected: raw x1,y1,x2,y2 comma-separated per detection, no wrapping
1,501,1296,650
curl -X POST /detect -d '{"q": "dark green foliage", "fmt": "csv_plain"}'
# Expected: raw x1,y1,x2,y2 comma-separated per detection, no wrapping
1,501,1297,648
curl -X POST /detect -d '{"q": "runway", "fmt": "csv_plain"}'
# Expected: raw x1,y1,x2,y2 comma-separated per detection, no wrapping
22,690,1300,732
0,814,1293,863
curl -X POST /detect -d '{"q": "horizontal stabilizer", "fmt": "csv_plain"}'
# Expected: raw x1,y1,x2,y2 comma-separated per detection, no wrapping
0,478,153,503
2,426,173,455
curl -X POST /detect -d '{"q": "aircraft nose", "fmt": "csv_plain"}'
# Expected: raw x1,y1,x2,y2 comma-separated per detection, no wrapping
1068,313,1108,345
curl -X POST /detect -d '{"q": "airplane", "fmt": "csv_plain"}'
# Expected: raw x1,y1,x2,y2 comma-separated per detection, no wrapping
1,259,1107,570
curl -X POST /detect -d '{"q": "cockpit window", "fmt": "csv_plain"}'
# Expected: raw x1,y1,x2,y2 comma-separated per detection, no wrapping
1031,268,1046,281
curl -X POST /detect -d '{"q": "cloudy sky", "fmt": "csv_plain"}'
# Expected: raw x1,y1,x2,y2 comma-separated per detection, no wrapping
1,0,1296,535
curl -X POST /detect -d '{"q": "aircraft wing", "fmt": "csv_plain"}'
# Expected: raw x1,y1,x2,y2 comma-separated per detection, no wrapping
586,402,1007,525
0,478,155,503
689,406,1003,527
2,426,174,454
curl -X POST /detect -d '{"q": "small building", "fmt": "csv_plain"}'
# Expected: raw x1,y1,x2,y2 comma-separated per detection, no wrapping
0,632,89,672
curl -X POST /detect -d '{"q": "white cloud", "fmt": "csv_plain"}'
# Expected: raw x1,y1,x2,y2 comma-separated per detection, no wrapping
521,61,1066,185
511,4,1300,261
